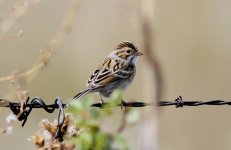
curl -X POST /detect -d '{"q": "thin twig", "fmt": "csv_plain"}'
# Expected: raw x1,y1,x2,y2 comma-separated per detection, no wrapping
0,0,42,33
117,108,129,133
141,1,163,103
0,0,81,96
140,1,159,149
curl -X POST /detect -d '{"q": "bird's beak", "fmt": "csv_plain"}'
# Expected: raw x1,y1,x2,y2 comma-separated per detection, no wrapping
135,51,143,56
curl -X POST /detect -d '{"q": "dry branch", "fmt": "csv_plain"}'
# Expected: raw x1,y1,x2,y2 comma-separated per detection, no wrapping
0,0,81,98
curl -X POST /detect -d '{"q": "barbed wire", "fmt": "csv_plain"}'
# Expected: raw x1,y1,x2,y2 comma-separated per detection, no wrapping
1,95,231,141
2,97,65,141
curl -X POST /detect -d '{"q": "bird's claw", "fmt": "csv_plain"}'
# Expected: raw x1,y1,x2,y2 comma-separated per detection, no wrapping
100,101,105,109
120,100,126,110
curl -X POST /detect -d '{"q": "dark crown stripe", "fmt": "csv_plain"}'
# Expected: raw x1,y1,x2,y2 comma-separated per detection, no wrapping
115,42,137,51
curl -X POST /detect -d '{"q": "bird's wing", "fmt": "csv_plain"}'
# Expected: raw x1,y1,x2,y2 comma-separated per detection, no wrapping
87,59,133,88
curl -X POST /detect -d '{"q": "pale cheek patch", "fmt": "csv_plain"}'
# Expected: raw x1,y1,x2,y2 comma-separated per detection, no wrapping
131,56,139,64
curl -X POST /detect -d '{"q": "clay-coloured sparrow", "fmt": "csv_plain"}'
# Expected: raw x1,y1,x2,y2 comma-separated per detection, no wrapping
72,42,143,105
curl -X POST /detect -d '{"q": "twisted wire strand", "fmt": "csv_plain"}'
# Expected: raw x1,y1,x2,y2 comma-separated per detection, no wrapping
2,95,231,141
91,96,231,108
3,96,231,125
3,96,66,141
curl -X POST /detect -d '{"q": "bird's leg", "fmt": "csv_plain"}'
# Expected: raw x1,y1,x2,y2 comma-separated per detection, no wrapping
99,94,104,109
120,100,126,110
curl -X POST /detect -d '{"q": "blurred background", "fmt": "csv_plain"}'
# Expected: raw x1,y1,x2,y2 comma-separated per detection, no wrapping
1,0,231,149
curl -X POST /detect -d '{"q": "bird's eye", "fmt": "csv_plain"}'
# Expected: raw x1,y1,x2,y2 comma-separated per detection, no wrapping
126,50,131,53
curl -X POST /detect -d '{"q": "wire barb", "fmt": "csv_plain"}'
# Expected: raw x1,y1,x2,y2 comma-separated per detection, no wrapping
175,96,184,108
2,95,231,140
5,97,67,141
54,97,65,141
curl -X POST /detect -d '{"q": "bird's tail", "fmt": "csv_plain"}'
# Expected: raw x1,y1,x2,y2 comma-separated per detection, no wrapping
65,88,91,108
73,88,91,99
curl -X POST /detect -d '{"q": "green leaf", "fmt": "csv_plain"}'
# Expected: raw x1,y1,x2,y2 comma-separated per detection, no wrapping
126,109,140,124
110,89,123,106
114,134,130,150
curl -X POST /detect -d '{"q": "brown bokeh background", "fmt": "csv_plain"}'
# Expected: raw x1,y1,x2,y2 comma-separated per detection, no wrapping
1,0,231,149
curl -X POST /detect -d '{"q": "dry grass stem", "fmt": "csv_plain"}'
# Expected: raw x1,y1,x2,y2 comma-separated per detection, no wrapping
0,0,42,34
0,0,81,98
30,114,77,149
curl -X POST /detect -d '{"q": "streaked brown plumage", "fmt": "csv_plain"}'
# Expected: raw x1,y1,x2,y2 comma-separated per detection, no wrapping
70,41,143,105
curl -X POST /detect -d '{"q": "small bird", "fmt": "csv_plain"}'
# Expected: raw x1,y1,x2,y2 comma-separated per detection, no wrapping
71,42,143,107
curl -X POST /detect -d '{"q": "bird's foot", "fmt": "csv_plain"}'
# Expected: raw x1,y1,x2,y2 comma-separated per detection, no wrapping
100,100,105,109
120,100,126,110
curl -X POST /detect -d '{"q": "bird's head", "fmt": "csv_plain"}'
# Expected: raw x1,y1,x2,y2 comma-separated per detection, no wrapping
109,41,143,64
